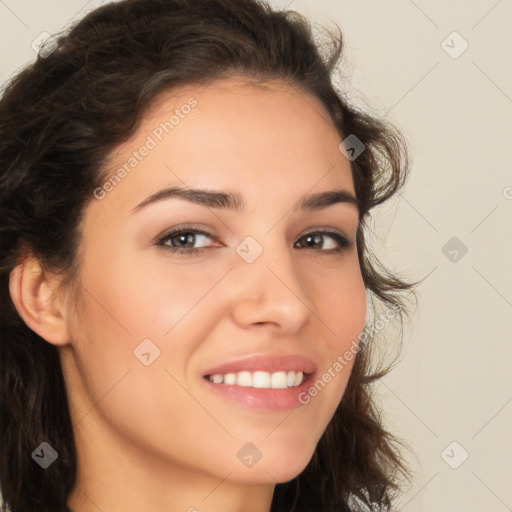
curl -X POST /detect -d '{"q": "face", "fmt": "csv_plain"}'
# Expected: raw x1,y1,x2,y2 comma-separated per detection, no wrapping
60,77,367,486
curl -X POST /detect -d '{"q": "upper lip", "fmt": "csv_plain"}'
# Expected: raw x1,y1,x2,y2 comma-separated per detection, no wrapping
202,354,317,377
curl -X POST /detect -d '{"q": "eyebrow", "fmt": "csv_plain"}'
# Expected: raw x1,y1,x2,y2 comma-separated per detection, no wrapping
131,186,360,214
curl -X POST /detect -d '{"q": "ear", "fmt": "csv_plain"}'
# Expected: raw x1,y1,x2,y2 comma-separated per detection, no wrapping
9,255,71,346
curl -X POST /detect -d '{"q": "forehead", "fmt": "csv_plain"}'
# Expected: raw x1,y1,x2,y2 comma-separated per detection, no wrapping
97,77,353,214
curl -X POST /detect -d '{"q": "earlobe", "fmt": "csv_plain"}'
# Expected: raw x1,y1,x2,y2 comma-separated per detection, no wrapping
8,255,71,346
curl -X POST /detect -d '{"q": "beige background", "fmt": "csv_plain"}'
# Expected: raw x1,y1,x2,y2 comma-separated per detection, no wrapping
1,1,511,511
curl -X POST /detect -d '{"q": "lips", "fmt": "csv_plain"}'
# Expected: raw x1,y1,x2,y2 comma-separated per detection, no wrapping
201,354,319,411
202,354,317,377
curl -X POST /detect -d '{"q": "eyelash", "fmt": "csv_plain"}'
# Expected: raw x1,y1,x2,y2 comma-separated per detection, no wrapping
155,227,353,256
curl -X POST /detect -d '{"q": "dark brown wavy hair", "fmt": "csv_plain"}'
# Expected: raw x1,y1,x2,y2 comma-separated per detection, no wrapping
0,0,419,510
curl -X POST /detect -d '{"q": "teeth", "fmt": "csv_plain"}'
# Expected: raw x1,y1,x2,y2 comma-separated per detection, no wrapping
237,371,252,387
211,374,224,384
208,370,305,388
223,373,236,385
253,371,270,388
270,371,287,389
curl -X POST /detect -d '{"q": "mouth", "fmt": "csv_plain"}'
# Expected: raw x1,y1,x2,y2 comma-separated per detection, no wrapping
200,353,317,411
201,369,316,412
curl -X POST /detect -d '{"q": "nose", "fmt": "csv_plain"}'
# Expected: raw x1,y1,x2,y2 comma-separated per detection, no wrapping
229,238,313,335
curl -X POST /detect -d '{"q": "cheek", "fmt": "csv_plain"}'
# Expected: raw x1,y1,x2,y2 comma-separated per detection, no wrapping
317,259,367,345
118,257,230,336
78,252,211,340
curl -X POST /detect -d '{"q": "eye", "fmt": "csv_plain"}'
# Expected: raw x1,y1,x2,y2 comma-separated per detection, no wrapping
155,227,218,255
155,226,353,256
294,230,352,254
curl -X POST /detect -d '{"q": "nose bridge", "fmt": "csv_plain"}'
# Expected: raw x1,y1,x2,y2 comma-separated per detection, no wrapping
230,232,313,331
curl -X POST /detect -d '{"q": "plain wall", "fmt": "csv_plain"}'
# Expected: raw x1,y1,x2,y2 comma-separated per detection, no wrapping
1,1,511,510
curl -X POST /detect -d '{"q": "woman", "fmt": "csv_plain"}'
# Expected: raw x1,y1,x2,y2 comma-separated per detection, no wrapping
0,0,417,510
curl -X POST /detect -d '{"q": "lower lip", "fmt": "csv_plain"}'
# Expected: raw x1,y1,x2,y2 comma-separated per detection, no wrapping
201,373,315,412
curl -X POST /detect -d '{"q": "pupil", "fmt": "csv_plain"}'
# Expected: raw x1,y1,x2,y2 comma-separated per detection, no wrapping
178,234,192,247
306,235,318,247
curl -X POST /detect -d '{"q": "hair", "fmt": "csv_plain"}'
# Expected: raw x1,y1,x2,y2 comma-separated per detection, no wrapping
0,0,420,510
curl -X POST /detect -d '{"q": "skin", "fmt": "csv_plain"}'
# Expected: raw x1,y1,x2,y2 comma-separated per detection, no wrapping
9,77,367,512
